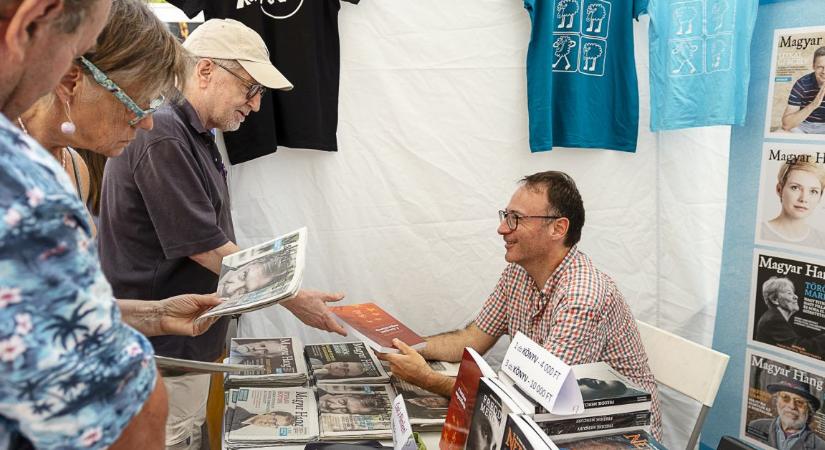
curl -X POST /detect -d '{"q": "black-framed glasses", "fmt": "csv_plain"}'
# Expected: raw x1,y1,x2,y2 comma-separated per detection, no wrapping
211,60,267,100
498,210,560,231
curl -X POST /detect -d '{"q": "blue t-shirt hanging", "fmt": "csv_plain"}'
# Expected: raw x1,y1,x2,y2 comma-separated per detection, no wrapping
525,0,648,152
647,0,758,131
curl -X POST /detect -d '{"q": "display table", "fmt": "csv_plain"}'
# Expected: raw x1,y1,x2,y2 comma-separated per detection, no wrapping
224,430,443,450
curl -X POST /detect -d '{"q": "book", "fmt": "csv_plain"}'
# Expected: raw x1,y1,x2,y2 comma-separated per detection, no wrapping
501,414,559,450
224,387,319,447
495,361,652,420
558,429,666,449
465,377,526,450
535,411,651,436
427,360,461,377
329,303,425,354
390,376,450,428
439,348,497,450
201,227,306,319
305,341,389,384
225,337,308,388
317,383,397,440
154,355,258,374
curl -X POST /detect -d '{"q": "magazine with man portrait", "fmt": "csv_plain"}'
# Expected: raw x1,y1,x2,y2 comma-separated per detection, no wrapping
755,143,825,257
764,26,825,140
747,250,825,363
741,350,825,449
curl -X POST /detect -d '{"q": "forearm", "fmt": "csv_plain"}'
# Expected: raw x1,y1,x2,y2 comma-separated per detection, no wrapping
189,241,240,274
118,300,166,337
110,370,168,450
421,372,457,397
783,104,819,130
420,323,497,362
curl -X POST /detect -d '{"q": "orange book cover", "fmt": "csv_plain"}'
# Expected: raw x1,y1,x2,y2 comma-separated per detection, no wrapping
439,348,493,450
329,302,425,353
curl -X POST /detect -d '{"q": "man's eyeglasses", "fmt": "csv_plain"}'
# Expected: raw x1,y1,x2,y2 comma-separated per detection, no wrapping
498,210,561,231
777,392,809,410
211,60,267,100
77,56,165,127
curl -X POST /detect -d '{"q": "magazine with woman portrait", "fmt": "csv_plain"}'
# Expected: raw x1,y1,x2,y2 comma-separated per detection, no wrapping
764,26,825,141
755,143,825,257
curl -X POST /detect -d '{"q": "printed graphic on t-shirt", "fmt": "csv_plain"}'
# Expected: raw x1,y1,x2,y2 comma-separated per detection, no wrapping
552,0,610,76
236,0,303,20
668,0,735,77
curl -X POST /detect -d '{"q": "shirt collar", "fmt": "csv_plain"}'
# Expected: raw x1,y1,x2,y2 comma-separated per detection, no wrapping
540,245,579,295
172,98,211,137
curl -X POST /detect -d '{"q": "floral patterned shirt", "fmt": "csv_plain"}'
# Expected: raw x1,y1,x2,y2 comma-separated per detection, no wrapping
0,113,156,449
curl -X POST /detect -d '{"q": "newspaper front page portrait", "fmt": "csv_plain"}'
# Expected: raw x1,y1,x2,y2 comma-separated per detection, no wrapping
748,251,825,362
765,26,825,140
755,144,825,257
742,351,825,449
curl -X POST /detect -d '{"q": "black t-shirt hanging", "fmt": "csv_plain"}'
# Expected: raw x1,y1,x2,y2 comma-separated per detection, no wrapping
168,0,359,164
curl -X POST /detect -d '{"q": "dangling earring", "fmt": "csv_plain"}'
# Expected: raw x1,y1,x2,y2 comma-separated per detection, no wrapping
60,100,76,135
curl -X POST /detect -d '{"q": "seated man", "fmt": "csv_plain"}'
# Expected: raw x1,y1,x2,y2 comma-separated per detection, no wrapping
380,171,661,439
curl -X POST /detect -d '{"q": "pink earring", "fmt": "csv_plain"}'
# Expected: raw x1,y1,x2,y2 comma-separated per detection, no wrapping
60,100,76,135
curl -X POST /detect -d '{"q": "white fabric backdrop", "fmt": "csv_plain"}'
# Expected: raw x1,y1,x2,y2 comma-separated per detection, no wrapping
213,1,732,447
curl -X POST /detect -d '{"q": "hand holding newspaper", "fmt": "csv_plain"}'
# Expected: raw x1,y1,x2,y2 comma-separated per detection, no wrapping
200,227,307,319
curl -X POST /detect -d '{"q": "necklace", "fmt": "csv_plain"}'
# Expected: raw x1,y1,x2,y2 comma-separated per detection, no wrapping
17,116,71,173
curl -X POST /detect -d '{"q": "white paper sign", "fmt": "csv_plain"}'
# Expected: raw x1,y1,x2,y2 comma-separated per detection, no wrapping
500,332,583,415
391,394,417,450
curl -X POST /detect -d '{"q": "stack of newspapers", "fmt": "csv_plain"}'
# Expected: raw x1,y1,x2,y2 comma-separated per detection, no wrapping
316,383,396,440
305,341,389,384
224,387,319,448
225,337,309,388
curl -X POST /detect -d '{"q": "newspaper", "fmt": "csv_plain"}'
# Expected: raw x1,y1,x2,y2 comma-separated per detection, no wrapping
317,383,396,440
305,341,389,384
741,350,825,449
201,227,306,318
226,337,308,388
224,387,319,447
390,376,448,428
154,355,257,374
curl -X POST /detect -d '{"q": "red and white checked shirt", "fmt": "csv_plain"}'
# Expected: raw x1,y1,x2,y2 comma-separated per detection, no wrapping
474,246,662,439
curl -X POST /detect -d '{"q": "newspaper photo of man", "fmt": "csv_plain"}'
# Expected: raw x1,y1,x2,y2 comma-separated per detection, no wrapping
754,276,825,358
317,389,389,416
229,406,296,431
746,379,825,450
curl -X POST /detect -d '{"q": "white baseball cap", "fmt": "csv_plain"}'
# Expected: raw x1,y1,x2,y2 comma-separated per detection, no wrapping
183,19,293,91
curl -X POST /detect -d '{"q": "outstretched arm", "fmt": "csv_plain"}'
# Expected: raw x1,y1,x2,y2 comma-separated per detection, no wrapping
281,289,348,335
119,294,222,337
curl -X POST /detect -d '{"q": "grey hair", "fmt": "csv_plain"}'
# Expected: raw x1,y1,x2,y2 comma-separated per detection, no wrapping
762,276,795,308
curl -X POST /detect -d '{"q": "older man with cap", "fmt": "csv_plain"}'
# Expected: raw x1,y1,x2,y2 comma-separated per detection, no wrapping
98,19,347,450
747,379,825,450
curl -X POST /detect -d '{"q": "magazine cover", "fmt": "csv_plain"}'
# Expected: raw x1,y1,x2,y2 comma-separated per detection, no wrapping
202,227,306,318
225,387,319,445
754,143,825,256
741,350,825,449
764,26,825,140
747,250,825,362
390,376,450,424
317,383,395,438
329,303,425,354
228,337,304,374
305,342,389,383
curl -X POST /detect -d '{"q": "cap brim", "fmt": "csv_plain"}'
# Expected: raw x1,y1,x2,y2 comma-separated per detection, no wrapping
239,60,293,91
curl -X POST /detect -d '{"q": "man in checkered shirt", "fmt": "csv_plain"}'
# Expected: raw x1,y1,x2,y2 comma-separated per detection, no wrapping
380,170,661,439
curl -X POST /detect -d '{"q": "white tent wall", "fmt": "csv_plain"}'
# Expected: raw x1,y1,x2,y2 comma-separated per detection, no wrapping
223,1,730,448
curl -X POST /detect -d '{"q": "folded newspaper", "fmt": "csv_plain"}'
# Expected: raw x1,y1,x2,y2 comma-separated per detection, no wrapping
154,355,258,374
317,383,396,440
224,387,319,447
225,337,309,388
305,342,389,384
201,227,306,319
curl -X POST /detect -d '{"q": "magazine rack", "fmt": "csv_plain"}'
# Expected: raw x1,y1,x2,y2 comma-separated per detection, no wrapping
636,321,730,450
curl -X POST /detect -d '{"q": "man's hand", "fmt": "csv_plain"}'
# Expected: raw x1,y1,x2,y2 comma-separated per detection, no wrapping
377,338,433,383
281,289,347,336
158,294,222,336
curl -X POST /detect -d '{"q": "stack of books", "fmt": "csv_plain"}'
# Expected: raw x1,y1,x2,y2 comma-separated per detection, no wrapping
225,337,309,388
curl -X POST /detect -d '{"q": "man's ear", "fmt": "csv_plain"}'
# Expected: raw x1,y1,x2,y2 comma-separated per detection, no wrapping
53,63,81,102
552,216,570,242
3,0,64,61
195,58,214,88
